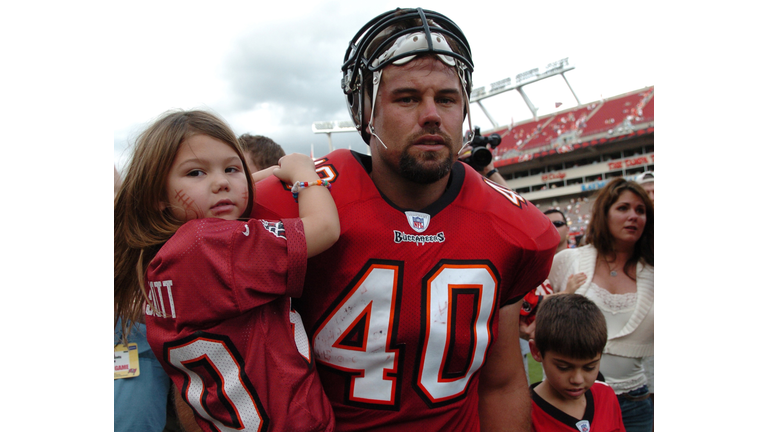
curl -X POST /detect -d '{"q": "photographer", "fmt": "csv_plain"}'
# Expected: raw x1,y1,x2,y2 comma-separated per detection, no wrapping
460,126,506,184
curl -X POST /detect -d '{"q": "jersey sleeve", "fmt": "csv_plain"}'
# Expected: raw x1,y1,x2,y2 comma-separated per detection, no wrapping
501,211,560,306
474,171,560,307
147,217,306,326
522,225,559,302
230,217,307,309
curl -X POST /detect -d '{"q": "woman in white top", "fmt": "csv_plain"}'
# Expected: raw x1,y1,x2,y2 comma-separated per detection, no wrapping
547,177,653,432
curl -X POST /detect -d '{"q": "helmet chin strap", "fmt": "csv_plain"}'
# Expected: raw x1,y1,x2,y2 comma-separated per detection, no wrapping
367,65,475,155
368,70,388,149
458,68,474,157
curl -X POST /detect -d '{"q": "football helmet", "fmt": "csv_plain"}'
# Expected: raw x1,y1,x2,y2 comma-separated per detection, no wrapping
341,8,474,145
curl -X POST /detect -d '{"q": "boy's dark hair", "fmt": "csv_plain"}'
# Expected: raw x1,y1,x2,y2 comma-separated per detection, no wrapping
238,134,286,170
535,294,607,360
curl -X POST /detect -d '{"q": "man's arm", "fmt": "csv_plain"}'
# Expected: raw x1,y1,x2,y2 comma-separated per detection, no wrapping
483,165,506,185
173,386,203,432
458,147,506,185
478,300,531,432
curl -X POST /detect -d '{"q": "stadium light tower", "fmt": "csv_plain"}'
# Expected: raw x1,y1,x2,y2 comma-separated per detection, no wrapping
311,120,357,152
471,58,580,127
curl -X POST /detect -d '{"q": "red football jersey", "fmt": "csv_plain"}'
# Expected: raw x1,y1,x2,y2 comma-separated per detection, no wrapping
253,150,560,431
143,217,334,432
531,381,625,432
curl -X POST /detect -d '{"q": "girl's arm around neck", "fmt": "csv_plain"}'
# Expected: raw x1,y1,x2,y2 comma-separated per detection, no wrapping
296,185,339,258
271,153,340,258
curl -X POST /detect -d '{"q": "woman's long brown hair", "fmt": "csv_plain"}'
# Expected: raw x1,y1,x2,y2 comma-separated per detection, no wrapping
114,110,253,345
584,177,654,278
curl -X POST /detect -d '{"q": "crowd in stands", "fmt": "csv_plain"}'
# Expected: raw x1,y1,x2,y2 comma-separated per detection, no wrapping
492,87,654,162
535,196,594,245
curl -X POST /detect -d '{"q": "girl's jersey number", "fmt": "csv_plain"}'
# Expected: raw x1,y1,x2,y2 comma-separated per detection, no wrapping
165,308,309,431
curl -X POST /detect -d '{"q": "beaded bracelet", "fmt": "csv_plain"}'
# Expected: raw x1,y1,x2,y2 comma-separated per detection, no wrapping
291,179,332,202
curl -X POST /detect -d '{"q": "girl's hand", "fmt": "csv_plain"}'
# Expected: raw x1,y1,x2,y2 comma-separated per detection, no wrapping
274,153,339,258
273,153,319,185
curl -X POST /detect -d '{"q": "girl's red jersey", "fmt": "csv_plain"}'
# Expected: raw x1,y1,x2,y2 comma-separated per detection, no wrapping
144,217,334,432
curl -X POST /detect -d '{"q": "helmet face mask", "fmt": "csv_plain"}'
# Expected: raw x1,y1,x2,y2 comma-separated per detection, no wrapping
341,8,474,145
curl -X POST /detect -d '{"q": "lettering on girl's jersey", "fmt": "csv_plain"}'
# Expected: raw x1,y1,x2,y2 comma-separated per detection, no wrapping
145,280,176,319
260,220,286,239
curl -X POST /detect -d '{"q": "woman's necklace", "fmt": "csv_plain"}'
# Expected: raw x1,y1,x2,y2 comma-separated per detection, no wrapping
604,255,618,277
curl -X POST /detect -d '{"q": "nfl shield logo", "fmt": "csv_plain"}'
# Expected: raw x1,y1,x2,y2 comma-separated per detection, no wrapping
404,211,430,233
575,420,590,432
413,217,424,229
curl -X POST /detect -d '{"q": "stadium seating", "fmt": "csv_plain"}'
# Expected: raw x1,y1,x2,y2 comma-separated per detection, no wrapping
521,105,594,151
490,87,654,162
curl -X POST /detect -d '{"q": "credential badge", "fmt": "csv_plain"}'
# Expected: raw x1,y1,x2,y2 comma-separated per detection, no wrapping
405,211,430,233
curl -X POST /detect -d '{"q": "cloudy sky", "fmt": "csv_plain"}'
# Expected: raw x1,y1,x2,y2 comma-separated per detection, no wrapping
113,0,660,172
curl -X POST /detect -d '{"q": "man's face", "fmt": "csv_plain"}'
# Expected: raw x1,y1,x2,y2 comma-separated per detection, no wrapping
366,56,465,184
547,212,568,248
642,181,654,203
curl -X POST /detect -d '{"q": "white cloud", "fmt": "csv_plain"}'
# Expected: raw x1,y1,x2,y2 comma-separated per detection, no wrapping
114,0,660,165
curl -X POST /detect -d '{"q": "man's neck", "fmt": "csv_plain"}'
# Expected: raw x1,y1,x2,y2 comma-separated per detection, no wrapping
371,168,450,210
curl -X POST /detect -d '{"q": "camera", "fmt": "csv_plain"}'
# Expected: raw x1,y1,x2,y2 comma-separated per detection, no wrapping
465,126,501,171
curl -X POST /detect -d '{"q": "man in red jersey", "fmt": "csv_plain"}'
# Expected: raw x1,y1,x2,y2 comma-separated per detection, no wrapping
177,8,559,432
253,8,559,431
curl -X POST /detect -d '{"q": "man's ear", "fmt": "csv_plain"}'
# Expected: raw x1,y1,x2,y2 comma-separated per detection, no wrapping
529,339,543,363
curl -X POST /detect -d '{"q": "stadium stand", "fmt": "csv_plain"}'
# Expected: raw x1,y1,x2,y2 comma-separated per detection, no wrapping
491,87,653,162
476,86,654,234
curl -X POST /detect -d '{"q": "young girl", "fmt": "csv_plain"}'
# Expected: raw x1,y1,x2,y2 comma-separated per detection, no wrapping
114,110,339,432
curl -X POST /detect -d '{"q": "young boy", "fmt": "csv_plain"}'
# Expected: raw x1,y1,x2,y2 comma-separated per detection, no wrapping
529,294,625,432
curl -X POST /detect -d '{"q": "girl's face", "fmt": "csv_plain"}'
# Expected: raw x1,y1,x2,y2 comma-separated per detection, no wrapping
607,190,647,249
162,134,249,222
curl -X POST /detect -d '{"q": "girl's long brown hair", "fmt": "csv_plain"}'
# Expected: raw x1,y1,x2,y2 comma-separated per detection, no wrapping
584,177,654,278
114,110,253,345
